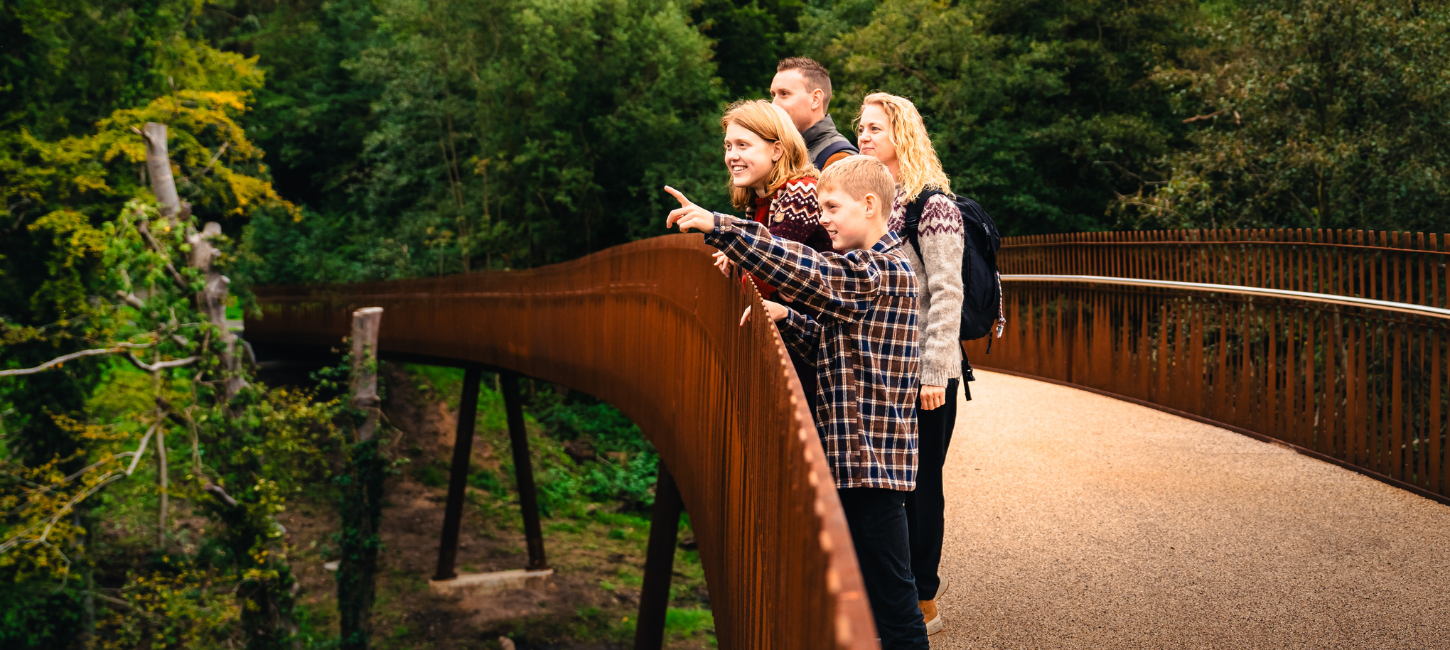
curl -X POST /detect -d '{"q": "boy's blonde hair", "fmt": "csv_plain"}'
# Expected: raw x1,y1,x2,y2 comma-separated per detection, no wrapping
721,100,818,211
857,92,952,202
818,155,895,215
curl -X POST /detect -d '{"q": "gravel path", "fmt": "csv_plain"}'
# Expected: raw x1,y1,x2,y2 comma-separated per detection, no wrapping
930,370,1450,650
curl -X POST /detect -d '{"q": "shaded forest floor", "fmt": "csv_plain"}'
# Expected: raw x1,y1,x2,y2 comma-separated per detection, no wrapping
274,363,715,649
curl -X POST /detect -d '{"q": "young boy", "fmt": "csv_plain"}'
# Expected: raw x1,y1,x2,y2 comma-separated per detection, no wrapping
665,155,929,649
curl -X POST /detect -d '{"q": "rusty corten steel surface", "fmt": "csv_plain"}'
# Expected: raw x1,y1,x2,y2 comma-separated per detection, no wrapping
966,278,1450,504
999,228,1450,309
245,234,879,650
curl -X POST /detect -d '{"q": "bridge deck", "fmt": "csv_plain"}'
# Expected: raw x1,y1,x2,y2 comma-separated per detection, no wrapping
935,371,1450,649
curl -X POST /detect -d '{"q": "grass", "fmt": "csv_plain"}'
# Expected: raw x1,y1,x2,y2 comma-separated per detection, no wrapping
666,607,717,643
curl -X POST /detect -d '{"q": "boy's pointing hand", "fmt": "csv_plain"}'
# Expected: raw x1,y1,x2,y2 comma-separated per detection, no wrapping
664,186,715,234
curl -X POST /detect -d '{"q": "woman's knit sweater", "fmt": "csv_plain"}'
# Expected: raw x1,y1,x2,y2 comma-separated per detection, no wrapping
745,176,830,299
890,189,965,387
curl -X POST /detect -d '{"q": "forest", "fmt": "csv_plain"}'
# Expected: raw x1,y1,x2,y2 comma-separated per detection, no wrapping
2,0,1448,648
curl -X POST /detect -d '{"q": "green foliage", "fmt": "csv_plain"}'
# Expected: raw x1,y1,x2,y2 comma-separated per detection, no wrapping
2,200,344,649
335,439,389,650
1,0,244,140
404,368,663,514
693,0,806,97
2,6,294,502
527,390,660,511
809,0,1203,235
241,0,728,284
415,460,450,489
664,606,716,641
1112,0,1450,230
467,467,506,496
95,567,241,650
0,584,82,649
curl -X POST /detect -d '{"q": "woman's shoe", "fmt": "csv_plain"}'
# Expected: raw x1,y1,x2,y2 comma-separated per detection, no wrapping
919,599,943,635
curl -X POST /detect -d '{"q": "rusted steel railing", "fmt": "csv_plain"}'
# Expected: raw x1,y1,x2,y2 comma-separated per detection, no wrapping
966,269,1450,505
244,235,878,650
999,229,1449,308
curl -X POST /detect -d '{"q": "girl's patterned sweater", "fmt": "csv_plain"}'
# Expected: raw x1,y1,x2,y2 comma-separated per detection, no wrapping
744,176,830,299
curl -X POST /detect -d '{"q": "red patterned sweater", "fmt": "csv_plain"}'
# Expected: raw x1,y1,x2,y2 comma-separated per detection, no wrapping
744,176,831,299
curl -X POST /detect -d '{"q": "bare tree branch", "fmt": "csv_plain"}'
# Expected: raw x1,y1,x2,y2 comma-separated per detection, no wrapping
180,141,229,184
0,433,148,556
0,343,155,377
115,290,146,309
203,482,239,508
125,353,199,373
1183,109,1228,123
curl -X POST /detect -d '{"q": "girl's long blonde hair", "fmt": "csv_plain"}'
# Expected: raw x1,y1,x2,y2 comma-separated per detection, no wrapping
857,92,952,202
721,100,817,211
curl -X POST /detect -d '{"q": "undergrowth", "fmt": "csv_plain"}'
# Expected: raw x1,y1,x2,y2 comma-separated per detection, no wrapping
402,364,714,648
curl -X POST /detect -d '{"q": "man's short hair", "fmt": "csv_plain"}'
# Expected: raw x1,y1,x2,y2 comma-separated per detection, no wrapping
818,155,895,211
777,57,834,110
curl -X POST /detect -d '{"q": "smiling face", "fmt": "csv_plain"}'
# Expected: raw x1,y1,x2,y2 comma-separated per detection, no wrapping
856,102,899,179
723,122,781,195
770,69,821,134
817,187,883,252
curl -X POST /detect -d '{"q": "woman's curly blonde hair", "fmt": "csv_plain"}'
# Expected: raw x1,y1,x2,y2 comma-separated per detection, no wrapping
857,92,952,202
721,100,817,211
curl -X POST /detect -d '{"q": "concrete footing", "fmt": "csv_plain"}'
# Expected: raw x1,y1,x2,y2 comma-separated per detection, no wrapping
428,568,554,597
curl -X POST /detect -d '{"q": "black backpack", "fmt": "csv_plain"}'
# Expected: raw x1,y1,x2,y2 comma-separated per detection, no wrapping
901,189,1005,346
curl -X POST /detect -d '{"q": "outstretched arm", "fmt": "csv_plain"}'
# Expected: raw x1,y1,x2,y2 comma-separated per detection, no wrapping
665,186,881,323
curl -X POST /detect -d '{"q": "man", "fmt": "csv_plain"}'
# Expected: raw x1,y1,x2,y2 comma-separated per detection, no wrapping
771,57,858,171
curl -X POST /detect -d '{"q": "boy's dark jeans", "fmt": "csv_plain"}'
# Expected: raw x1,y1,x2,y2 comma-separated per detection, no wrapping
906,377,959,601
788,349,817,413
838,487,930,650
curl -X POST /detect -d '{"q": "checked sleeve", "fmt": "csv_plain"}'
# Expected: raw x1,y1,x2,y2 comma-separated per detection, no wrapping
775,306,820,362
705,214,881,324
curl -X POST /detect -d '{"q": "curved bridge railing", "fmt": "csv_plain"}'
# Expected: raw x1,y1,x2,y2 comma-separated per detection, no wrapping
968,228,1450,506
244,235,877,650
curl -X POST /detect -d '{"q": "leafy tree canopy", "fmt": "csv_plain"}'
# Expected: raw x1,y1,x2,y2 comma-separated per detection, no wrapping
1111,0,1450,230
804,0,1203,236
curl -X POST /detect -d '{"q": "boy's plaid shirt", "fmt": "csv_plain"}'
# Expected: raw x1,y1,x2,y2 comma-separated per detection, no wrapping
705,214,921,491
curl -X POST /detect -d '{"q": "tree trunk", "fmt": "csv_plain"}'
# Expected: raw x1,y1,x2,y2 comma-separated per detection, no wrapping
340,307,384,650
188,222,243,401
350,308,383,441
141,122,182,224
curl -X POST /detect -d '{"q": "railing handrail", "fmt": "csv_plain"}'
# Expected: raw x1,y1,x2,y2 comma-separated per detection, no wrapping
995,227,1450,310
1002,274,1450,320
1002,239,1450,256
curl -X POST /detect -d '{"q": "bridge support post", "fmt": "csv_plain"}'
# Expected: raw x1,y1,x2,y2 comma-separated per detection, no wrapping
434,366,482,581
634,463,682,650
502,371,549,570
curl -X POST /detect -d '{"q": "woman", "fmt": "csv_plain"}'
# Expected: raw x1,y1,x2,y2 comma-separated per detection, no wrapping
709,99,832,296
697,100,830,411
857,92,965,637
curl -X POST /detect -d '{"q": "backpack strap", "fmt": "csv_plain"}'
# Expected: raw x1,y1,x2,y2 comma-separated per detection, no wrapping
812,140,857,171
900,188,944,259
